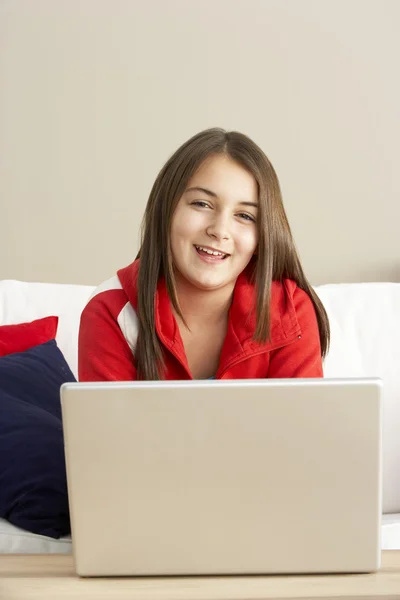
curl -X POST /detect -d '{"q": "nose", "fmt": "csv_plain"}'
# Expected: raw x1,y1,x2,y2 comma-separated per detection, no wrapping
206,211,230,242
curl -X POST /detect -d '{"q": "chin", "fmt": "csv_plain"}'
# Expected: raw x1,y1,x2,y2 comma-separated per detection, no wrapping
189,275,230,291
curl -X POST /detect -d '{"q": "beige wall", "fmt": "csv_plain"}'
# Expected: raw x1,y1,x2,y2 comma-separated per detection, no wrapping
1,0,399,286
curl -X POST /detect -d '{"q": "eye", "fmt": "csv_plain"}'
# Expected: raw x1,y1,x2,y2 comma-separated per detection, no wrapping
238,212,256,222
191,201,211,208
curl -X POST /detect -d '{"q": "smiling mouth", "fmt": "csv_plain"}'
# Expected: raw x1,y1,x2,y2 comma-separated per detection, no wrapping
194,245,229,259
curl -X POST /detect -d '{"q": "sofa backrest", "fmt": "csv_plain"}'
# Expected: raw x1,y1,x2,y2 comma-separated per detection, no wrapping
1,279,399,513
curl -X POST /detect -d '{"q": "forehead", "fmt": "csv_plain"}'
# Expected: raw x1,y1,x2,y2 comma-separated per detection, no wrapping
186,155,258,203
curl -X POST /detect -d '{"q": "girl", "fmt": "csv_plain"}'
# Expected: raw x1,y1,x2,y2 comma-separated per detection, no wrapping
78,128,329,381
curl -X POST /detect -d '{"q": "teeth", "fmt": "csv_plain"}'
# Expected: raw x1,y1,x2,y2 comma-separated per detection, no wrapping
196,246,225,257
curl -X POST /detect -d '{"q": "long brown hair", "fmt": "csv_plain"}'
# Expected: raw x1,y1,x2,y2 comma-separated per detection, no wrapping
136,128,330,379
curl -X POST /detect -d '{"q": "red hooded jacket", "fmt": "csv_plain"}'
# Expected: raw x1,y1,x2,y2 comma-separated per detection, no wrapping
78,260,323,381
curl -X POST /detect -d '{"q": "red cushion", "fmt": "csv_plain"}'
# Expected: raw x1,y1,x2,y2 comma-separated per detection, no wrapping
0,316,59,357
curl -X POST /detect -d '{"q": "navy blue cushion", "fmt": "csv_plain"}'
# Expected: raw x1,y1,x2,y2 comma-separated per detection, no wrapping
0,340,75,538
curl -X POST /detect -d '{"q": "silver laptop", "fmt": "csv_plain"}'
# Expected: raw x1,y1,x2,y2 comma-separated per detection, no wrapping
60,378,382,577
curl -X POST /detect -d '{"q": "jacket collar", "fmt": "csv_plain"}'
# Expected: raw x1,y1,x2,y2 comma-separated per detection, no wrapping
118,260,301,372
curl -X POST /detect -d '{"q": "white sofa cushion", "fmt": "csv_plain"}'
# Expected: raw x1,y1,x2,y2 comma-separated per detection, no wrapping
0,280,94,379
0,518,72,554
315,283,400,513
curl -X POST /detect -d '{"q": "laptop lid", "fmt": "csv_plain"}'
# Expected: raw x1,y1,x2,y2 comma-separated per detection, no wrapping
61,378,382,576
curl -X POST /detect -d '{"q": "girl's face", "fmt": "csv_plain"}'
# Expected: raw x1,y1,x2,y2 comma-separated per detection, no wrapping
170,154,259,293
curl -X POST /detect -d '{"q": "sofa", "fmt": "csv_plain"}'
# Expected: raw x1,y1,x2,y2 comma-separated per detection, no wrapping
0,278,399,554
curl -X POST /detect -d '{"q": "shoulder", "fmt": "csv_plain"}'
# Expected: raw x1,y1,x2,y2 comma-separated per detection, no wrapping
277,279,315,308
83,275,127,317
283,279,317,318
271,278,314,306
271,278,318,336
238,264,314,319
268,280,323,376
81,274,139,353
234,269,317,344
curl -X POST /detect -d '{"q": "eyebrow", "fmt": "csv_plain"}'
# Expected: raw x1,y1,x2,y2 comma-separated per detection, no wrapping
185,186,258,208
